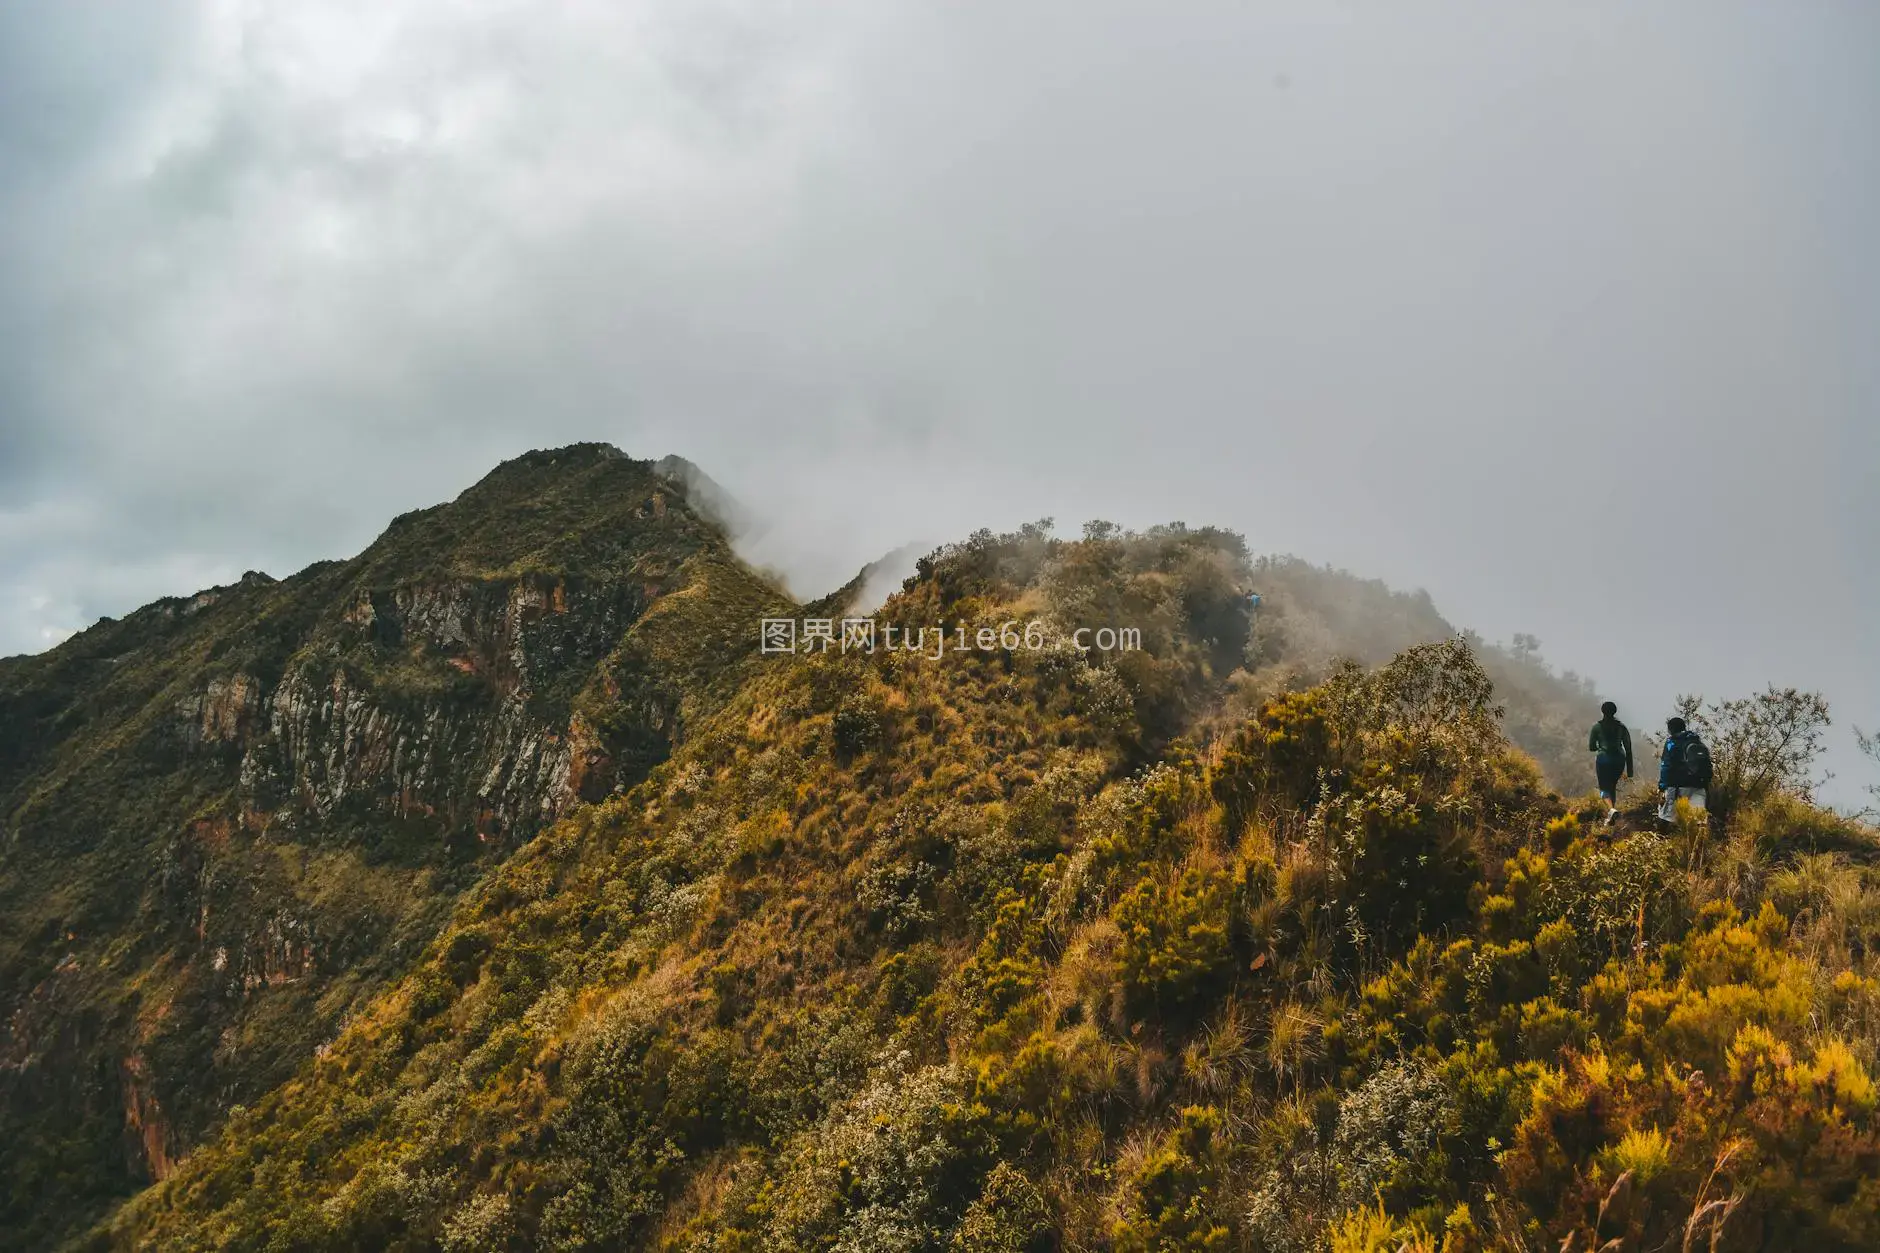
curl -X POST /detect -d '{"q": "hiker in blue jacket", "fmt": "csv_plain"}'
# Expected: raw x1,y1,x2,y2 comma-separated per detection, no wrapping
1658,716,1713,823
1587,701,1633,822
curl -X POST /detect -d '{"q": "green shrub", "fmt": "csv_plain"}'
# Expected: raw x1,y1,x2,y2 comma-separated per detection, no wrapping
1112,1107,1231,1252
1115,868,1236,1017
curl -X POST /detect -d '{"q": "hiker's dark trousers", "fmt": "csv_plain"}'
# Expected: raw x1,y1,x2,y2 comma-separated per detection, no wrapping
1596,753,1626,797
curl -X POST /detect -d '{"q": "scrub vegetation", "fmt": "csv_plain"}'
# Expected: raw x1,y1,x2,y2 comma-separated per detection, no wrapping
5,448,1873,1251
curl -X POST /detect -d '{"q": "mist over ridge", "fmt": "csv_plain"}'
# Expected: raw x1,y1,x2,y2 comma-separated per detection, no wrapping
1,5,1877,1242
2,1,1873,804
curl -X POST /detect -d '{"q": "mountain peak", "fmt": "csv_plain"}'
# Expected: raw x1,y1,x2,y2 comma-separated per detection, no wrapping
360,445,745,584
0,447,797,1245
486,441,630,474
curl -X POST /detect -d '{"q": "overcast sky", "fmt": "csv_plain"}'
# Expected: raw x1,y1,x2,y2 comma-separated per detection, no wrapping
2,1,1875,800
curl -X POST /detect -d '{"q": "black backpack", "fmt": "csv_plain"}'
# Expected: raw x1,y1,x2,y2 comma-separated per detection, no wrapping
1680,734,1713,787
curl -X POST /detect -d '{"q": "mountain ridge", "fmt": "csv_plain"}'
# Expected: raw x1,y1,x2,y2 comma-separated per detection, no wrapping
78,505,1880,1252
12,447,1867,1253
0,445,790,1246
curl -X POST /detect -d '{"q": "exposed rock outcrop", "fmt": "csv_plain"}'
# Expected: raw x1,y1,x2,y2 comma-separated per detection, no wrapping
0,445,790,1247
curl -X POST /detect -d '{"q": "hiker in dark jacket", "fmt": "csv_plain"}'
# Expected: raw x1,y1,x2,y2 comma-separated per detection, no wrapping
1588,701,1633,822
1658,716,1712,822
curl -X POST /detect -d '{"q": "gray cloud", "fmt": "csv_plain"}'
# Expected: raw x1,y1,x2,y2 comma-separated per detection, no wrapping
2,0,1875,798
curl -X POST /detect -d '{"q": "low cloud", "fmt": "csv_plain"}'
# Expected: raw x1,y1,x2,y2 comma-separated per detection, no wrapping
2,0,1874,797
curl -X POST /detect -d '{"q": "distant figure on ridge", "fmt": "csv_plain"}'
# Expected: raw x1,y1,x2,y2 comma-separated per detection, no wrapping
1657,716,1713,824
1588,701,1633,822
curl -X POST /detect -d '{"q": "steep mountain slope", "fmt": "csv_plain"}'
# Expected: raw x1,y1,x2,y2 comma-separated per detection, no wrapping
14,454,1873,1252
83,519,1880,1252
0,446,789,1247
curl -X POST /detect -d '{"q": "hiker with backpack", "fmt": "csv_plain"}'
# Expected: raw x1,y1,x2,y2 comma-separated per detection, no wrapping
1658,716,1713,823
1588,701,1633,822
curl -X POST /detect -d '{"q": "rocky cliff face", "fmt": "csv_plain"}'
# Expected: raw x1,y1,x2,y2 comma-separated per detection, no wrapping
0,450,1612,1250
0,445,789,1247
218,573,649,838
